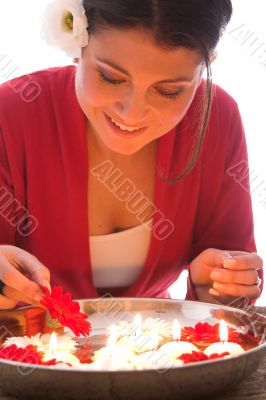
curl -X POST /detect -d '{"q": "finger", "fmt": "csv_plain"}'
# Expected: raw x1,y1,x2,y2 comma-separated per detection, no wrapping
209,288,221,297
210,268,258,285
212,282,261,299
223,253,263,271
227,250,262,257
2,285,45,307
200,248,232,267
0,254,45,301
0,294,17,309
13,248,50,285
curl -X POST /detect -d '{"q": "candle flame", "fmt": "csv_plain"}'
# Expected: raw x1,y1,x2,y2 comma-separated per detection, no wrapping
172,319,181,341
49,332,57,355
150,330,159,349
107,324,117,350
133,313,142,336
134,313,142,327
219,319,228,343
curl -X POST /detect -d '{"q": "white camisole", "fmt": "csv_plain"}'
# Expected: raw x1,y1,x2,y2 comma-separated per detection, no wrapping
89,222,152,289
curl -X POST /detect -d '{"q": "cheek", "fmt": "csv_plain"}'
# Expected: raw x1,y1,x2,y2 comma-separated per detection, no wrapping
164,87,198,125
156,94,193,127
76,67,113,108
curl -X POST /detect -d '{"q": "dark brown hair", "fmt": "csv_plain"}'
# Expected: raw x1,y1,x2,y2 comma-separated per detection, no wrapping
82,0,233,182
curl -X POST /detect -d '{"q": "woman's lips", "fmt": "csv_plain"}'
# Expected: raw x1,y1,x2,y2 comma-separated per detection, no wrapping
103,112,148,138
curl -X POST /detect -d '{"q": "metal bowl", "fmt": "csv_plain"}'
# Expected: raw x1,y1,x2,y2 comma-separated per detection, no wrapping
0,298,265,400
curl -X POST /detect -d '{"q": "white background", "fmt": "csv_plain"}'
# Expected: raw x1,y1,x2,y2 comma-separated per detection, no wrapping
0,0,265,304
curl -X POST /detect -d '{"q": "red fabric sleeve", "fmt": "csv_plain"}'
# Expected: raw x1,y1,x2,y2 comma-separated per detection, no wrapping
0,129,17,245
185,99,263,305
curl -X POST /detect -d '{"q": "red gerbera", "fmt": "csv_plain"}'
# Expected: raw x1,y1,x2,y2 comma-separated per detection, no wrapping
40,285,92,337
179,350,230,364
181,322,242,348
0,344,56,366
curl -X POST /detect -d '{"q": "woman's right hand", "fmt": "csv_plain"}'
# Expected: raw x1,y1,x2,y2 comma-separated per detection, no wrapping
0,245,51,309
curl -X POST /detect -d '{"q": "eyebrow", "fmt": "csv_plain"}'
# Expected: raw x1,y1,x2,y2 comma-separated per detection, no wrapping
96,57,194,83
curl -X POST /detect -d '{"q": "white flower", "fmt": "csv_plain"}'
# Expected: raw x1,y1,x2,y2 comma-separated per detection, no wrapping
142,317,173,338
35,333,78,352
114,317,173,339
3,333,77,352
3,335,36,348
41,0,89,58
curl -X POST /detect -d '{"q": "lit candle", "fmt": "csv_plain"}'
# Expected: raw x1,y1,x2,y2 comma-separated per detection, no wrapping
204,319,245,357
117,329,160,353
42,332,80,366
3,332,77,352
158,320,199,359
92,325,133,370
134,313,142,337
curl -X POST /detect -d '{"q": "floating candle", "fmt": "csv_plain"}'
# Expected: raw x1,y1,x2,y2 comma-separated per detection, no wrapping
130,350,184,370
92,325,134,370
116,314,161,353
42,332,80,366
3,333,77,353
134,313,142,337
158,320,199,359
204,320,245,357
117,330,160,353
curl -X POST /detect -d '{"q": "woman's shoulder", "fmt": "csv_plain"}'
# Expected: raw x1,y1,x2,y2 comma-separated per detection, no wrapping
0,65,76,112
211,82,239,114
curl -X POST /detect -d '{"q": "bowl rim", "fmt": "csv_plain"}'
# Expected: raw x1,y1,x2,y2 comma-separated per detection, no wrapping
0,298,265,373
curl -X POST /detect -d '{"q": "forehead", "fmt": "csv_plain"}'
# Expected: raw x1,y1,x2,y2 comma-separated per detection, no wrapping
84,28,203,79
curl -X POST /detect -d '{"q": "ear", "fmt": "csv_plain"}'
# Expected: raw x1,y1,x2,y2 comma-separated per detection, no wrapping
196,51,218,87
210,51,218,64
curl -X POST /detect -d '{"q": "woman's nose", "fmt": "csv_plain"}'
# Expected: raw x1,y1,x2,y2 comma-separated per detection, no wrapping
115,90,149,126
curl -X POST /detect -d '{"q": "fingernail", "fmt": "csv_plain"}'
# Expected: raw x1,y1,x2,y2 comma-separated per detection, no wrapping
213,282,225,291
223,259,237,268
209,288,220,296
41,280,51,293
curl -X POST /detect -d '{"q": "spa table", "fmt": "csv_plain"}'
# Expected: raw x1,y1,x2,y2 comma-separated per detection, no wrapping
0,306,265,400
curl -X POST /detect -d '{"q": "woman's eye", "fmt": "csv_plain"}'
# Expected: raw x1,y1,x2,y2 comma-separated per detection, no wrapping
98,70,183,100
157,88,183,100
99,70,124,85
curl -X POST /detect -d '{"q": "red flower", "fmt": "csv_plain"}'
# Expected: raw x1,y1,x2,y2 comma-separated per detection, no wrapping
0,345,56,366
40,286,92,337
241,332,261,344
179,350,229,364
74,344,93,364
181,322,242,348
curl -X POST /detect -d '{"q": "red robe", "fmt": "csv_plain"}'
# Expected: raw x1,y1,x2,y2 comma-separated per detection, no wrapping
0,66,262,301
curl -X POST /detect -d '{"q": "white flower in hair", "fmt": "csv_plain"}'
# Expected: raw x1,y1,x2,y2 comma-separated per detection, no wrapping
41,0,89,58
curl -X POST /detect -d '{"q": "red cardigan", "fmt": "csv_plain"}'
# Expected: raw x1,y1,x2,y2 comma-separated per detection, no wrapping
0,66,261,300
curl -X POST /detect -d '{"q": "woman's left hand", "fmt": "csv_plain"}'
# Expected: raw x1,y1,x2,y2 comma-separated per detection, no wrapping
189,248,263,303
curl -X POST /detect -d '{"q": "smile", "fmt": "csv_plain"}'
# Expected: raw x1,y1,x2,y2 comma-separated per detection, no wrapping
109,116,144,132
104,113,148,138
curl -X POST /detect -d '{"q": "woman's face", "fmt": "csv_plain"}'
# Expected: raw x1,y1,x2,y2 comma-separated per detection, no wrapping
75,28,204,156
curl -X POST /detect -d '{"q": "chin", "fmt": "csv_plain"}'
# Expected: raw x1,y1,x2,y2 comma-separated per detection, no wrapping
106,141,144,156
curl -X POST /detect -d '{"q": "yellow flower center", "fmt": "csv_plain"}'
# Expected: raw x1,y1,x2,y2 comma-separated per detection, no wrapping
65,11,73,31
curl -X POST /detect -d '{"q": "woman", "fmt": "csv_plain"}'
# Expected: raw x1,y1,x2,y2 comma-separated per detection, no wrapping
0,0,263,309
